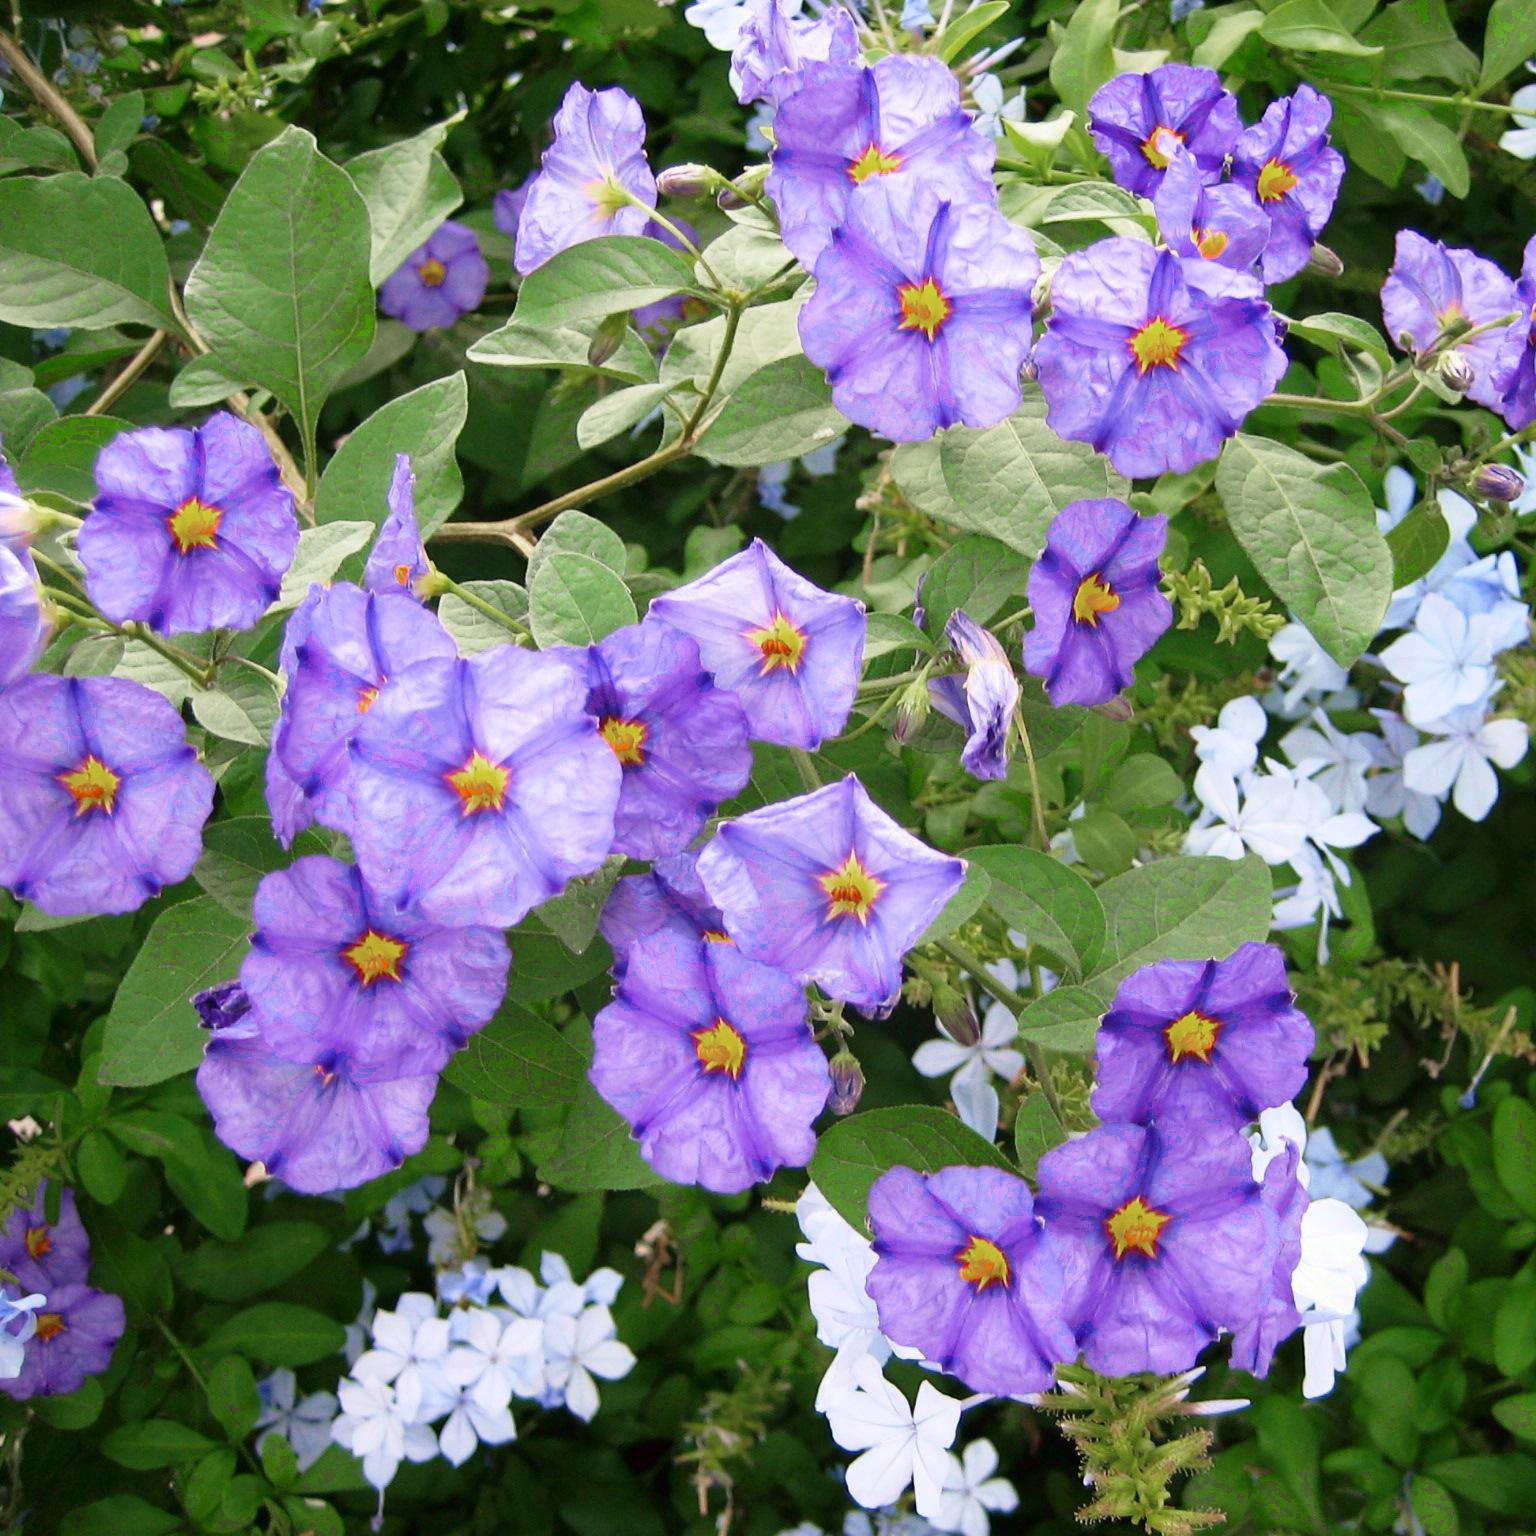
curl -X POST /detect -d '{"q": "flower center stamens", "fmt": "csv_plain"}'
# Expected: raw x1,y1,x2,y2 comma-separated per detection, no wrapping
1072,573,1121,626
1193,226,1229,260
600,717,649,767
1256,158,1299,203
693,1018,747,1078
897,277,952,343
446,751,509,814
1105,1196,1171,1260
34,1312,65,1342
847,143,903,184
1165,1009,1222,1064
417,257,448,288
24,1226,51,1261
956,1235,1010,1291
58,755,120,817
819,852,884,924
744,612,808,674
1140,126,1184,169
341,930,409,987
1128,316,1189,373
168,496,223,554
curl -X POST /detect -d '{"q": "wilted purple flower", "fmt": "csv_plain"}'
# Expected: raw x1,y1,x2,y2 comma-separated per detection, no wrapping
697,774,966,1010
1035,239,1287,478
78,412,298,636
798,182,1040,442
0,542,47,689
768,56,996,269
1230,84,1346,285
1035,1119,1278,1375
1230,1140,1307,1378
0,1283,124,1400
516,83,657,276
866,1165,1074,1395
928,611,1018,780
1491,232,1536,431
589,930,830,1192
1023,499,1171,708
1153,143,1269,271
1093,942,1314,1131
649,538,865,749
0,675,213,916
347,646,622,928
241,856,509,1077
731,0,860,106
0,1184,89,1294
1381,231,1518,412
364,455,429,599
1088,65,1241,199
193,981,256,1037
380,221,488,331
266,582,456,846
587,619,752,860
599,848,727,973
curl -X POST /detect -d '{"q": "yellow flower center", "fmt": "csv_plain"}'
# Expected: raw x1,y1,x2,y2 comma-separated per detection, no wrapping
393,563,413,588
956,1235,1011,1291
1072,573,1121,627
897,277,952,343
1165,1009,1222,1064
1256,158,1299,203
446,751,509,814
357,685,380,715
702,929,734,944
168,496,223,554
1140,125,1184,169
34,1312,65,1342
1193,226,1229,260
587,175,631,218
1128,316,1189,374
600,717,649,767
341,930,409,987
847,142,903,184
693,1018,747,1078
1105,1196,1171,1261
417,257,448,288
744,611,807,674
24,1226,51,1261
1436,301,1466,327
58,755,120,817
819,852,885,924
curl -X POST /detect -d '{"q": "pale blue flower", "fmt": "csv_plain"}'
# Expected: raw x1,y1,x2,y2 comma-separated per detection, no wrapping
256,1368,338,1472
1497,82,1536,159
1403,703,1529,821
1379,593,1503,727
1414,173,1445,206
0,1288,44,1380
1304,1127,1388,1209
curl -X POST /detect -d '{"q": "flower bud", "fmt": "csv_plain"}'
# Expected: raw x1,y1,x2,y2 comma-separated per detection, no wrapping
1471,463,1526,503
192,980,255,1036
656,163,716,200
828,1050,865,1115
1020,355,1039,383
587,311,629,368
1439,348,1474,394
931,980,981,1047
1092,694,1135,722
892,678,931,744
1305,242,1344,279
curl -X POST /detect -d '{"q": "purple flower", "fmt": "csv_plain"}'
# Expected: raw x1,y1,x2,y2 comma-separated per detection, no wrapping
266,583,456,846
1230,1141,1307,1378
798,182,1040,441
515,84,657,276
197,1029,439,1194
0,542,47,689
380,220,488,332
241,855,509,1077
0,1282,124,1400
1230,84,1345,285
589,930,830,1192
78,412,299,636
1023,499,1171,708
697,774,966,1010
0,1184,90,1294
364,455,429,599
1152,143,1270,271
193,980,256,1036
1034,239,1288,478
493,177,534,243
1381,230,1518,412
1035,1119,1278,1376
731,0,860,106
1088,65,1241,199
649,538,865,749
587,619,752,860
0,675,213,916
928,611,1017,781
599,848,727,974
1491,233,1536,431
768,57,996,269
347,646,622,928
1092,942,1314,1131
866,1165,1074,1395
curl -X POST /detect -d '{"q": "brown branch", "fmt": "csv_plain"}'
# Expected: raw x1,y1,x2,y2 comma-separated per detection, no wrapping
0,31,98,168
85,330,168,416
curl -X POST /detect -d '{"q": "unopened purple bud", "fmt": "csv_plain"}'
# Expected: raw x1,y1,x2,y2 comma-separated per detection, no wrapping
892,679,931,744
828,1051,864,1115
932,981,980,1047
192,981,256,1037
1472,463,1526,503
1020,356,1039,383
1305,242,1344,279
1439,349,1474,394
1092,695,1135,722
657,164,715,200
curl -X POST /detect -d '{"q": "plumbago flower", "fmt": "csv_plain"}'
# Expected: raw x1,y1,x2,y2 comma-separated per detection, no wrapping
364,455,430,598
598,848,726,973
1229,83,1345,284
1087,64,1241,199
585,619,753,859
0,674,214,916
1379,592,1503,726
1403,703,1529,821
1152,143,1270,271
731,0,859,106
798,181,1040,442
1093,943,1314,1132
649,538,865,749
1491,232,1536,430
590,930,830,1191
347,646,622,928
1034,239,1287,478
927,611,1019,782
697,775,966,1011
936,1440,1020,1536
1023,499,1172,708
379,221,488,331
256,1369,339,1472
768,56,997,269
865,1165,1074,1394
516,83,657,275
78,412,298,635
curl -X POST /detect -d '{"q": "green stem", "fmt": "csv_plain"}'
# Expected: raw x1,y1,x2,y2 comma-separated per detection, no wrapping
790,747,822,794
837,680,910,743
857,666,925,696
432,573,534,642
38,576,212,687
1327,80,1536,118
684,300,743,438
631,196,724,289
1011,706,1051,853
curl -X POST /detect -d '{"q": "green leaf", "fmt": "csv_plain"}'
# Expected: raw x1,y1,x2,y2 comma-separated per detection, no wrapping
16,414,134,503
1049,0,1121,117
810,1105,1016,1230
1260,0,1383,55
346,115,464,285
130,138,226,230
194,815,320,918
969,845,1107,978
168,354,253,410
314,374,468,536
438,580,529,654
1190,8,1265,68
0,173,175,330
61,1495,183,1536
1428,1454,1536,1517
577,382,675,450
1360,0,1478,86
102,1420,218,1470
185,125,375,456
443,1002,589,1108
99,897,249,1086
94,91,147,161
207,1355,262,1443
505,924,614,1000
202,1302,346,1367
1492,1392,1536,1443
528,550,638,647
1410,1476,1461,1536
695,354,846,468
0,387,57,460
191,669,279,747
1287,311,1393,368
1387,497,1452,589
33,1375,104,1430
466,315,658,385
537,857,624,953
180,1220,332,1301
1013,1093,1068,1177
275,519,376,609
938,0,1010,60
1492,1094,1536,1219
1493,1262,1536,1375
0,121,80,176
1479,0,1536,89
918,863,993,946
919,534,1032,637
510,235,701,331
1367,101,1471,198
539,1079,663,1192
1216,434,1392,666
76,1127,128,1204
531,509,629,577
108,1109,248,1240
1013,983,1106,1053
